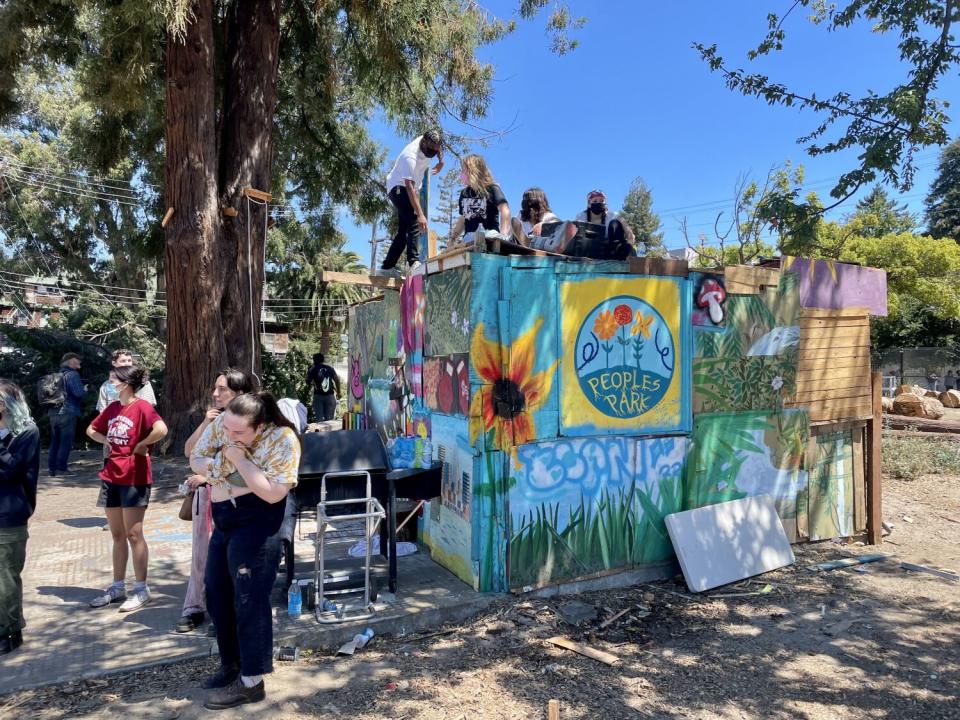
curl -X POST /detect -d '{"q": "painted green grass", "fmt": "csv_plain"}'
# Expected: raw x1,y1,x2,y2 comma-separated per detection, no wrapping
508,477,680,589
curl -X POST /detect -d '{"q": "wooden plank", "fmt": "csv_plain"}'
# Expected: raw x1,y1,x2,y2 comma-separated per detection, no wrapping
222,206,239,217
800,318,869,329
243,186,272,202
866,371,883,545
548,700,560,720
810,415,873,426
350,293,385,307
161,207,174,228
627,255,689,277
786,397,873,422
800,338,869,351
797,352,870,369
545,636,620,666
793,388,870,403
801,325,870,342
725,265,780,289
800,306,872,319
726,282,759,295
796,364,870,382
810,420,867,435
852,424,866,532
321,271,402,290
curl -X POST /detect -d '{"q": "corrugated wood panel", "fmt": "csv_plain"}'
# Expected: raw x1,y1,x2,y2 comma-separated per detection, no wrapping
725,265,781,294
787,311,872,421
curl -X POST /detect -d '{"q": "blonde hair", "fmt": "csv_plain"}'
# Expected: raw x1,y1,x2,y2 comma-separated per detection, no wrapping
461,155,495,199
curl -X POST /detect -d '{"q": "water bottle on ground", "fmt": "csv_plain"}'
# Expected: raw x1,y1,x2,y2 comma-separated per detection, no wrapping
320,597,338,613
287,583,302,618
354,628,375,649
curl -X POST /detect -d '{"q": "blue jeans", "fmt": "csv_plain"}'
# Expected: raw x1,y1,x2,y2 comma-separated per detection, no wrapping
48,412,78,473
205,494,285,676
312,394,337,422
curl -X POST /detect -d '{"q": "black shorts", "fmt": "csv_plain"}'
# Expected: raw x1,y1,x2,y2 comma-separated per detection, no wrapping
96,480,151,508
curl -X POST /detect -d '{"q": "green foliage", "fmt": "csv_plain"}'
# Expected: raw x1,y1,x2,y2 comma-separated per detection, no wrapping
925,137,960,240
695,2,958,198
883,434,960,479
619,177,664,254
847,186,917,238
261,344,312,407
430,169,460,248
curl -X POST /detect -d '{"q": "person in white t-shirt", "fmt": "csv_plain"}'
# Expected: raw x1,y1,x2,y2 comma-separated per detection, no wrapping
97,349,157,411
510,187,561,246
381,131,444,276
575,189,637,259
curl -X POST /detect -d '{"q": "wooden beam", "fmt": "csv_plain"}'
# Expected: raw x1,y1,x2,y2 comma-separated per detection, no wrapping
883,414,960,434
320,271,402,290
548,699,560,720
627,255,689,277
800,306,871,319
161,207,175,228
866,371,883,545
545,636,620,666
243,186,273,202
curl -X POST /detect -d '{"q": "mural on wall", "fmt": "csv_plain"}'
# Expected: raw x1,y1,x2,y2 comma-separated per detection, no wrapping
694,272,800,359
807,429,855,540
694,272,800,411
559,276,687,436
365,378,405,440
431,413,473,521
783,256,888,316
400,274,425,401
420,500,476,588
508,435,685,589
469,318,559,461
685,410,809,534
691,273,727,328
423,354,470,416
425,267,472,356
693,356,797,413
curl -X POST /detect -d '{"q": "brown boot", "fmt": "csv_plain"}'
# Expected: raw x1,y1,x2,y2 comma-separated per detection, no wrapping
203,678,265,710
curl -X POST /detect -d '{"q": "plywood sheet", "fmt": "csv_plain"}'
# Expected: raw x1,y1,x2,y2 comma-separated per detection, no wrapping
725,265,781,294
665,494,795,592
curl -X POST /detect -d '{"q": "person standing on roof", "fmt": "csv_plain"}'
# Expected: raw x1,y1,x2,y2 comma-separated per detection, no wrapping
380,131,444,277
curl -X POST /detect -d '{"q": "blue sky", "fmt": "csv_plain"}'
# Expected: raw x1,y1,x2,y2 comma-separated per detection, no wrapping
338,2,959,262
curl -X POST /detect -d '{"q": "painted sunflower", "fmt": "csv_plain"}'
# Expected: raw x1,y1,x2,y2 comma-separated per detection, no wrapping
593,310,618,341
470,318,559,462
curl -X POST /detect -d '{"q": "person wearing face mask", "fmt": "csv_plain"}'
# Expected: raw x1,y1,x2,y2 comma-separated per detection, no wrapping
380,130,444,278
575,190,637,260
0,379,39,657
509,187,561,247
177,368,255,635
189,392,301,709
450,154,510,243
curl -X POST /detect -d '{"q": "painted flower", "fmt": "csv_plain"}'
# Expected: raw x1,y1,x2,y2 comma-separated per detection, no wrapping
771,375,784,391
470,319,559,464
613,303,633,326
451,309,458,327
593,310,618,341
631,311,653,338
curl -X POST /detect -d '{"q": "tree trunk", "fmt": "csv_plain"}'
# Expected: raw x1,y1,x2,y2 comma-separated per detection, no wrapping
218,0,282,383
162,0,227,452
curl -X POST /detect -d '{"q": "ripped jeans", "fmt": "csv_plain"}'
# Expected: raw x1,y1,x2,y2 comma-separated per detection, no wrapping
206,493,285,676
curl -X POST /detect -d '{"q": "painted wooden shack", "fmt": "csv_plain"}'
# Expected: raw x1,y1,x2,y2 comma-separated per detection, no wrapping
344,249,887,593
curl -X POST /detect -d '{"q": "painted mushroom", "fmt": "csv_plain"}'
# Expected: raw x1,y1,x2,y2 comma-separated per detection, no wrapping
697,278,726,325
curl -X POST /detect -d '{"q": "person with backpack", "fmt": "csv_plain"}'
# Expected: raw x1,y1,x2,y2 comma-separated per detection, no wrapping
0,379,40,657
305,353,340,422
39,353,86,477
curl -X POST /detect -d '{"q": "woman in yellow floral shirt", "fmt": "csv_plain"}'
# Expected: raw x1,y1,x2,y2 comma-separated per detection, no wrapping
189,392,301,710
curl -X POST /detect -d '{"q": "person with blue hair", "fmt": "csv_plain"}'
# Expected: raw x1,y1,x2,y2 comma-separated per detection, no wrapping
0,378,40,656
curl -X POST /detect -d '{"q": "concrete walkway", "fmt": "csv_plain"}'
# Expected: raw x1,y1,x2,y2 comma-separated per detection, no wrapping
0,449,492,696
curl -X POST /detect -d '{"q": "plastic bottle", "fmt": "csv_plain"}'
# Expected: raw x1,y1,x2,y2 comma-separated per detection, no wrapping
320,597,338,613
353,628,375,649
287,583,302,618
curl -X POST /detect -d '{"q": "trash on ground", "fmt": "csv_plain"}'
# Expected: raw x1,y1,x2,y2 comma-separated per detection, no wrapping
348,536,418,557
806,553,892,572
275,645,300,661
558,600,597,625
900,562,959,582
337,628,375,656
545,635,620,666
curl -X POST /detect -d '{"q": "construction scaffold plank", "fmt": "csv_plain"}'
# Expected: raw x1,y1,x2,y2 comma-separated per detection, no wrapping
320,271,403,290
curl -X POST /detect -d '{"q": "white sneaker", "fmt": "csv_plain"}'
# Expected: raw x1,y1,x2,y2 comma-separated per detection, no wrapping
409,260,423,274
89,585,126,608
119,587,151,612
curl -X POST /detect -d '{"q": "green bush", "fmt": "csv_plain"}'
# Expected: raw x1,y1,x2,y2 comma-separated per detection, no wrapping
883,434,960,479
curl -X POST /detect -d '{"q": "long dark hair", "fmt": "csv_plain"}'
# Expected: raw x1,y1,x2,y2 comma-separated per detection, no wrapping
113,365,149,391
218,367,256,395
226,392,299,439
520,187,551,223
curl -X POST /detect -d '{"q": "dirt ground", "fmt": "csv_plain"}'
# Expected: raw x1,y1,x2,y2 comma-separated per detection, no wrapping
2,440,959,719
